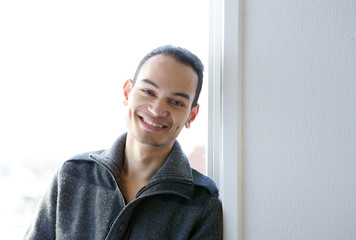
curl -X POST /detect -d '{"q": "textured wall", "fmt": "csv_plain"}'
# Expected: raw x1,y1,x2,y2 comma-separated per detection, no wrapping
242,0,356,239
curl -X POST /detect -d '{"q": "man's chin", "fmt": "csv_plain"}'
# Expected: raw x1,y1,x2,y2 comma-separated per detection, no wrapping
135,134,163,148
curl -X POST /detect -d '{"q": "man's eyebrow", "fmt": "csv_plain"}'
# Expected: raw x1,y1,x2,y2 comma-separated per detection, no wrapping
142,79,190,101
142,79,160,89
173,92,190,101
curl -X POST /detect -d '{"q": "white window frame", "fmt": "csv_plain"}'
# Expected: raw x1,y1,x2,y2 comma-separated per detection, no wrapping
208,0,243,239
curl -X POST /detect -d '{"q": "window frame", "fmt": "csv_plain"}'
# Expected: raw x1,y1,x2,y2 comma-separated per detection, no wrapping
208,0,243,239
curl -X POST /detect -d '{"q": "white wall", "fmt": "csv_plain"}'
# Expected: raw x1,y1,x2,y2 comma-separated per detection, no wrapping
242,0,356,239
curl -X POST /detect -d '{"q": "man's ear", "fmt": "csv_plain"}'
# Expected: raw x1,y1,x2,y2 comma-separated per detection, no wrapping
123,79,133,105
185,104,200,128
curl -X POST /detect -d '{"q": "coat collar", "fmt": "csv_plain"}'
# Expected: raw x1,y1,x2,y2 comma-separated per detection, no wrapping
90,133,194,199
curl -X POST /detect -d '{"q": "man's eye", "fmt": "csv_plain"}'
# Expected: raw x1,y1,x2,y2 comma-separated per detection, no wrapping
170,100,184,106
142,89,154,96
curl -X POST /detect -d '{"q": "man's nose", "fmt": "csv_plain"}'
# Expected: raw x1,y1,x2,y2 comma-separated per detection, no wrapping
148,99,169,117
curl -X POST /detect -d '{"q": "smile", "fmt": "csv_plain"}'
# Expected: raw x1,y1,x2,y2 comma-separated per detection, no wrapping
141,117,165,128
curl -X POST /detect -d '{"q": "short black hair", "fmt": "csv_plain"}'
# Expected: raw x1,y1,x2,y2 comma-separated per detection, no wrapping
133,45,204,108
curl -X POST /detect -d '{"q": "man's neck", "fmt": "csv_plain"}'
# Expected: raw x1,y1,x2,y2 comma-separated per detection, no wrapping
123,134,173,180
120,133,173,203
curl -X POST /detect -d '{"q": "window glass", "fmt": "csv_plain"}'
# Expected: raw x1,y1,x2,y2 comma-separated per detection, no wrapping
0,0,208,238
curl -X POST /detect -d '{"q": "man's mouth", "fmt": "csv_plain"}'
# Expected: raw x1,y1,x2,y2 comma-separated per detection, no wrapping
140,116,166,128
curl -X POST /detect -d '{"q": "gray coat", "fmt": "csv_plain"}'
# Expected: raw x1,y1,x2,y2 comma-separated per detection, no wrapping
24,133,223,239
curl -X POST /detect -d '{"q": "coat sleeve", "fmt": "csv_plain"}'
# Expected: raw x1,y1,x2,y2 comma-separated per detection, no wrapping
190,196,223,240
23,169,59,240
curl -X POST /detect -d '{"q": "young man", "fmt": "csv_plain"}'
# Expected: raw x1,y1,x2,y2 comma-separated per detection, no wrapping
24,45,223,239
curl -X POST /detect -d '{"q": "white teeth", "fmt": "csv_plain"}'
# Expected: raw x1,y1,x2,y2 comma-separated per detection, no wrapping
142,118,164,128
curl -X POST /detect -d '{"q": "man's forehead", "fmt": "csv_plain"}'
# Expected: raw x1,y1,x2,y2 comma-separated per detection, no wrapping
137,55,198,81
135,54,198,101
139,54,176,70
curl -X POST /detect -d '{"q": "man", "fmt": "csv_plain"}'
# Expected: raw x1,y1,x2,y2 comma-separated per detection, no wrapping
24,45,223,239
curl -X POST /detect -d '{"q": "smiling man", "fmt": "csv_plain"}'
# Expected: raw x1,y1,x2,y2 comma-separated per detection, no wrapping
24,45,223,240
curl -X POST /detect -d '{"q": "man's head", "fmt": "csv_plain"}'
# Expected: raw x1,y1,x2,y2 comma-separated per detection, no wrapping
132,45,204,108
123,46,203,149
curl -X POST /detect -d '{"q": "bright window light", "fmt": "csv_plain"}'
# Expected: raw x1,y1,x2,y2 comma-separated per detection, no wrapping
0,0,209,238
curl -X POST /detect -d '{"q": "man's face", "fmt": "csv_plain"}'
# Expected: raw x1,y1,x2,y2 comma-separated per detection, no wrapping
124,54,199,149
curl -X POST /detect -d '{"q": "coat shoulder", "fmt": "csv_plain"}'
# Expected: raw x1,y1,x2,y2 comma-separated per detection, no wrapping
191,169,219,198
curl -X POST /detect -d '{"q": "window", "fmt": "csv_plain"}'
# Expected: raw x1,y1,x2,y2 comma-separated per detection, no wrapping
208,0,241,239
0,0,209,238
